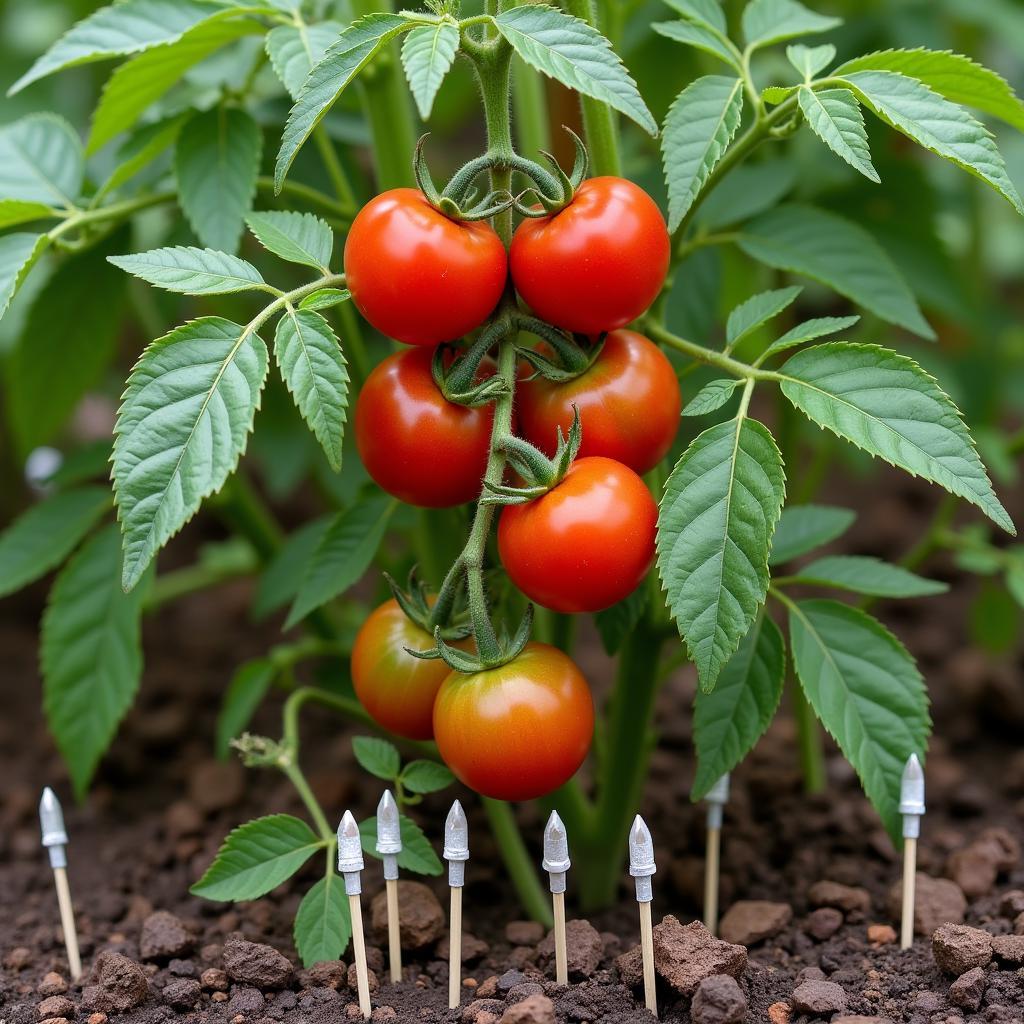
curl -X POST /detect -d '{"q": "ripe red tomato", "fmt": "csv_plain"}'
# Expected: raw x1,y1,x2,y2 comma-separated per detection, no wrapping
352,600,456,740
355,347,493,508
432,643,594,800
344,188,508,346
497,456,657,613
509,177,670,335
517,329,680,474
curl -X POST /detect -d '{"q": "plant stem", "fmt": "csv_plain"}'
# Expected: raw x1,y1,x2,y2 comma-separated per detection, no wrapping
789,674,827,793
144,548,258,611
313,128,359,210
482,798,554,926
644,319,771,380
282,761,335,840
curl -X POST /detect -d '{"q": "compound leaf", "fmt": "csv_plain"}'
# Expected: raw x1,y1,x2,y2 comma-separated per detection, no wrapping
109,246,267,294
761,314,860,360
652,21,740,72
682,378,742,417
247,211,333,271
265,21,344,99
742,0,841,50
798,86,880,182
401,21,460,120
726,285,802,345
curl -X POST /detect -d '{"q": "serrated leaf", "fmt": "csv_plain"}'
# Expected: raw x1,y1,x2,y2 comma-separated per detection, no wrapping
788,599,929,842
252,515,332,619
837,48,1024,133
299,288,351,311
0,200,56,228
493,4,657,136
726,285,802,345
216,658,276,759
176,107,261,253
769,503,855,565
352,736,401,780
785,555,948,597
662,0,727,33
840,70,1024,215
265,21,344,99
275,14,410,190
652,22,740,72
247,211,333,270
787,43,835,79
657,416,786,693
294,874,351,967
778,343,1013,533
0,487,111,599
41,525,147,798
762,84,798,105
109,246,267,294
274,308,349,471
401,21,460,120
742,0,841,50
285,491,394,626
681,378,742,416
691,614,784,799
401,760,456,794
89,16,264,152
359,814,443,876
737,204,934,339
662,75,743,231
760,315,859,361
0,233,48,323
97,114,187,197
191,814,324,901
0,114,83,207
113,316,270,590
798,86,880,182
595,586,650,654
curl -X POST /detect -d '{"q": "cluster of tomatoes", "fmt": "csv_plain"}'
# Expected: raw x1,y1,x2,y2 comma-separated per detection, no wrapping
345,176,676,801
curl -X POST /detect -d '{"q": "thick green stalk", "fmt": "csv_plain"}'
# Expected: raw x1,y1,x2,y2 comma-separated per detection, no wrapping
790,676,827,793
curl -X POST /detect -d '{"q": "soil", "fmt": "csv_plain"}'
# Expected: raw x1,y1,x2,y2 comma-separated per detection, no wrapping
3,468,1024,1024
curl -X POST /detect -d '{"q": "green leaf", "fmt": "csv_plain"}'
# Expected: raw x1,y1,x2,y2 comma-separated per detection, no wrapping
216,658,276,759
252,515,332,619
691,614,784,799
190,814,324,901
265,22,344,99
109,246,267,294
742,0,841,50
662,0,727,33
41,525,148,798
97,114,187,197
401,760,456,794
176,107,262,253
0,233,47,323
662,75,744,231
777,342,1014,534
274,308,349,471
0,487,110,599
352,736,401,780
837,48,1024,133
89,17,264,153
726,285,802,345
698,157,797,230
594,586,650,654
652,22,740,73
247,211,333,271
769,503,855,565
285,491,394,627
737,204,934,339
8,0,252,94
681,378,742,416
294,875,351,967
787,43,835,79
0,200,56,229
493,5,657,136
275,14,410,191
113,316,270,590
839,70,1024,215
760,315,860,361
798,86,880,182
657,416,786,693
359,814,443,876
788,599,929,842
784,554,948,597
0,114,83,207
300,288,351,311
401,21,460,120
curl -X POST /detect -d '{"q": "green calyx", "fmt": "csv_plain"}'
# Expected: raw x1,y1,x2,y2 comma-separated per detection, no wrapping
433,320,513,406
516,317,598,381
409,603,534,674
413,137,517,222
385,568,471,642
511,127,589,216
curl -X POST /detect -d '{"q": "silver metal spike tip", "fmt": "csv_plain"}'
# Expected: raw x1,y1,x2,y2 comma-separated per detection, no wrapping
39,788,68,869
376,790,402,881
705,772,730,829
900,754,926,838
443,800,469,887
337,810,365,894
628,815,656,903
542,810,571,894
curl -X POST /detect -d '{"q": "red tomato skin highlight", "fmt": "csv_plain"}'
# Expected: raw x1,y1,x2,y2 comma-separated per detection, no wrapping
497,456,657,613
509,177,670,335
344,188,508,346
517,329,681,474
355,347,493,508
432,642,594,801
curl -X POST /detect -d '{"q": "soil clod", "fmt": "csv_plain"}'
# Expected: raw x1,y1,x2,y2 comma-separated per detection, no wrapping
690,973,747,1024
223,937,294,989
718,900,793,946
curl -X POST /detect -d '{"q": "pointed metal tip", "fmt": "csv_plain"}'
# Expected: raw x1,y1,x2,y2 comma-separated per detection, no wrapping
900,753,925,816
705,773,731,806
39,787,67,848
544,809,564,837
542,809,570,875
337,810,364,875
376,790,402,855
446,799,465,827
628,815,656,876
339,809,360,839
444,800,469,862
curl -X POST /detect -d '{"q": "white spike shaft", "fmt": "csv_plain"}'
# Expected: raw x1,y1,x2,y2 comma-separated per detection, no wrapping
348,893,371,1019
53,868,81,981
552,891,568,985
448,886,463,1010
386,878,402,984
639,900,657,1017
900,840,917,950
703,825,721,935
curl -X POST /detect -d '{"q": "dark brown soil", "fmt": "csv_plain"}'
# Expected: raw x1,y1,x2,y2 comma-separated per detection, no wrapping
3,469,1024,1024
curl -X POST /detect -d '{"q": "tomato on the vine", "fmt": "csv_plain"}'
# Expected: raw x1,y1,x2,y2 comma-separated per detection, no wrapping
432,642,594,800
497,456,657,613
509,177,670,335
355,347,493,508
344,188,508,346
517,329,680,474
352,599,462,740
